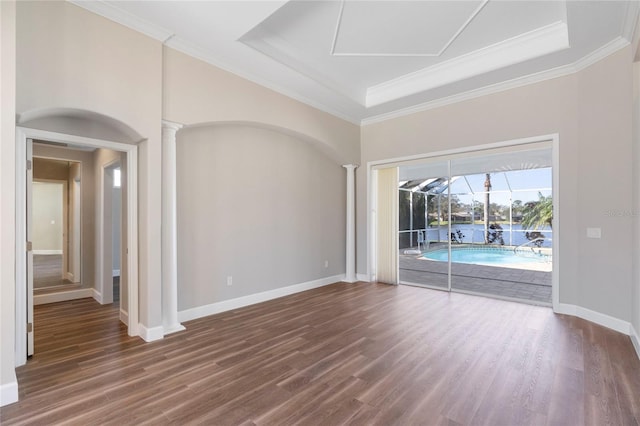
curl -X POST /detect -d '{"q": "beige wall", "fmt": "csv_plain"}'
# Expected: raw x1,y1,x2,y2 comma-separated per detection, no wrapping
163,47,361,165
576,48,633,320
1,0,17,402
93,148,124,305
113,187,121,272
359,47,634,324
32,182,64,252
16,0,163,328
176,124,346,311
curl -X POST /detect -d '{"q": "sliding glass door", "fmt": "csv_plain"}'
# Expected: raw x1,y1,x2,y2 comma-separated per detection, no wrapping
396,144,553,305
397,160,450,290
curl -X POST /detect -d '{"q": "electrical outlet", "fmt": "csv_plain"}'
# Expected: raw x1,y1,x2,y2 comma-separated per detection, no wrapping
227,276,233,286
586,228,601,239
324,260,329,268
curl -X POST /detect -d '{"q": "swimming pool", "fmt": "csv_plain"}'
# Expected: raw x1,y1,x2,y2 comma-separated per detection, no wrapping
422,247,551,266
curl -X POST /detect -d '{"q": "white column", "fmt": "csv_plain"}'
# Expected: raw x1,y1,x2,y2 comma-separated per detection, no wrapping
343,164,358,283
162,120,185,335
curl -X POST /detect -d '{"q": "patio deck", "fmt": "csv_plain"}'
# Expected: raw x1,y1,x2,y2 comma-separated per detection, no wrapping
399,246,552,305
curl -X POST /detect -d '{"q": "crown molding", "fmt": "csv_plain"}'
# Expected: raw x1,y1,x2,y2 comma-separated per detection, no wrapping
573,37,629,72
361,34,630,125
366,21,570,107
165,37,361,125
361,64,574,125
68,0,173,41
69,1,361,125
69,0,633,128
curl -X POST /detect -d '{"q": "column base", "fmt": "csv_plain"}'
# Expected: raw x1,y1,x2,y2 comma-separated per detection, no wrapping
163,323,186,336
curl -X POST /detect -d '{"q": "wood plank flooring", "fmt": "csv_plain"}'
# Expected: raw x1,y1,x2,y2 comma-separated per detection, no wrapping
33,254,67,289
1,282,639,425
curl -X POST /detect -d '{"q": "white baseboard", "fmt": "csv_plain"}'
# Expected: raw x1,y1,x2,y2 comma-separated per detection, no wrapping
0,379,19,407
34,288,93,305
631,325,640,361
92,288,103,304
356,273,370,282
179,274,345,323
33,250,62,255
120,309,129,326
554,303,631,335
138,323,164,342
113,269,120,277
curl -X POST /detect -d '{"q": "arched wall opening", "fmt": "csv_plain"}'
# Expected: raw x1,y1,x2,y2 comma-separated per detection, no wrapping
14,108,141,365
175,122,347,318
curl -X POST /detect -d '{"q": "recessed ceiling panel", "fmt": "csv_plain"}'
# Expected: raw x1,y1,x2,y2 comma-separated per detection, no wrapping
74,0,637,122
332,0,486,56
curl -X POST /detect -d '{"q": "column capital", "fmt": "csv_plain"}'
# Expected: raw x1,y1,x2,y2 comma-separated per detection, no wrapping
161,120,184,132
342,164,359,170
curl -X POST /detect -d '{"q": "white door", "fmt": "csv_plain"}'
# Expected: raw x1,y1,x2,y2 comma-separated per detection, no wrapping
26,138,34,356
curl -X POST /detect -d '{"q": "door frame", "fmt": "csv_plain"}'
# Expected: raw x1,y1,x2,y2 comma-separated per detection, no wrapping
97,160,121,305
366,133,560,310
15,127,140,366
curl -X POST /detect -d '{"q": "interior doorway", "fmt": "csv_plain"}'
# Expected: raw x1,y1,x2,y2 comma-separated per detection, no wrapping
15,127,140,365
31,157,83,300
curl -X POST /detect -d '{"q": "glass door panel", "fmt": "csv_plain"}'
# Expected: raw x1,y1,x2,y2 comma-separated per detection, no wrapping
449,153,553,304
398,160,449,290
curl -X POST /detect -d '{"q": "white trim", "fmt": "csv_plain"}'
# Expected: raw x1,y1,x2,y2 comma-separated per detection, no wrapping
67,0,173,41
138,324,164,342
92,288,103,304
342,164,358,283
15,127,140,368
362,38,630,125
69,0,632,127
0,380,19,407
356,273,369,282
15,133,27,365
550,133,560,311
554,303,632,336
367,133,557,169
113,269,120,277
163,37,361,126
120,308,129,326
69,0,359,125
179,274,345,323
630,325,640,361
32,250,63,255
34,288,93,305
161,120,185,336
362,65,573,125
573,37,629,72
366,22,569,107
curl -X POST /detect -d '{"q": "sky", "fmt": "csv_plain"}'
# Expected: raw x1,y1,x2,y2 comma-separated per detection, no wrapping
449,167,552,206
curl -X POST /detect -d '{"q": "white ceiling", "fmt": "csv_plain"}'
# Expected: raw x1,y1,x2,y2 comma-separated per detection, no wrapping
72,0,639,124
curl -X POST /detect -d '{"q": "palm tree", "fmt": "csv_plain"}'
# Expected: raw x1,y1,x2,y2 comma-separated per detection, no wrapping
522,192,553,229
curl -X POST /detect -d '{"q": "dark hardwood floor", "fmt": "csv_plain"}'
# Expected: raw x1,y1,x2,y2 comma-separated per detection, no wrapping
2,282,639,425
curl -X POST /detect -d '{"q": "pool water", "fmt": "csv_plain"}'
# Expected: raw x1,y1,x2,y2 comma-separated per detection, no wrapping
422,247,550,266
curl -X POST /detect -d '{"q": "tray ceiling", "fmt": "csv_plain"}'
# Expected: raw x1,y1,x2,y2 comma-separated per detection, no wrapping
72,0,639,124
